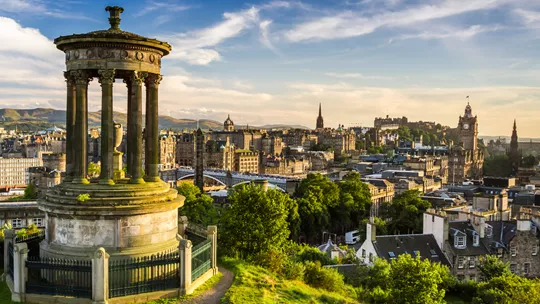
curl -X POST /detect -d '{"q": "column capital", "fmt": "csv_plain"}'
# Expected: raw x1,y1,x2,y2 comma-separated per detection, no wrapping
98,69,116,86
63,71,75,86
70,70,92,85
145,73,163,88
126,71,148,86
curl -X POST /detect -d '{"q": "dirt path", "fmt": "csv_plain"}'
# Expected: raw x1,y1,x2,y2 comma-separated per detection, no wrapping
181,265,234,304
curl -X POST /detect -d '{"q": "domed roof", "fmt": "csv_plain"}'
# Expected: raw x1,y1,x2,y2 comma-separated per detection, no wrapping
54,6,171,55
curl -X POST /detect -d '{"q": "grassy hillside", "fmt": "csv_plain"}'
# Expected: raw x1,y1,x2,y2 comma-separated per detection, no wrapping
221,257,359,304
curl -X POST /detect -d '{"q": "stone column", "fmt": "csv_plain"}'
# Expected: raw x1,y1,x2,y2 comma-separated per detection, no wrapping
207,226,218,275
3,229,15,278
98,69,116,185
71,70,92,184
178,237,192,295
144,74,162,182
91,247,109,304
124,78,133,177
178,216,188,238
127,71,147,184
64,71,76,182
12,242,28,302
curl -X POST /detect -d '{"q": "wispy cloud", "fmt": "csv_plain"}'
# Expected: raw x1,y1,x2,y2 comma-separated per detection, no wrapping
0,0,92,20
285,0,516,42
134,0,191,18
514,8,540,26
325,72,394,80
390,24,503,43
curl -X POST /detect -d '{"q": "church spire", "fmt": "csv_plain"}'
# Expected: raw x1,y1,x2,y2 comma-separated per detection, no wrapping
509,119,519,176
316,103,324,129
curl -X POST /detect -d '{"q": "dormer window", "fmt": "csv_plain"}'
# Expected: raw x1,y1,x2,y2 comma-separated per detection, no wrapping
455,236,466,248
388,251,396,259
473,234,480,247
486,225,493,237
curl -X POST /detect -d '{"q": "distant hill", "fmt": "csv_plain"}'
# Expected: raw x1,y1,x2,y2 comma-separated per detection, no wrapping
0,108,309,132
0,108,222,131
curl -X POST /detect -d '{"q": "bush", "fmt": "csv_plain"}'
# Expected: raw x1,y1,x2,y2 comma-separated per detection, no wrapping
449,279,478,302
252,248,287,274
304,261,346,293
77,193,91,202
16,228,28,239
281,259,305,281
296,245,332,265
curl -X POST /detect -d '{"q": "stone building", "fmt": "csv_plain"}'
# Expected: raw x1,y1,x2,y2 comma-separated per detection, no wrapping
261,135,283,156
317,127,356,156
159,131,176,170
204,137,235,171
0,157,42,189
502,214,540,278
235,150,259,173
362,178,395,217
374,115,408,129
448,103,484,183
224,114,234,131
176,132,196,167
261,154,311,176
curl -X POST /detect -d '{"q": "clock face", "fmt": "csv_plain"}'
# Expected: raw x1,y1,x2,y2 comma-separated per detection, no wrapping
463,123,470,130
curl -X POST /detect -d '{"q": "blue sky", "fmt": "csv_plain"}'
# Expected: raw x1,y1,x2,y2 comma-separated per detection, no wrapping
1,0,540,136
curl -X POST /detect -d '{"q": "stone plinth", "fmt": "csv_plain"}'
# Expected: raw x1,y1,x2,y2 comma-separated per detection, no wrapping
38,180,184,260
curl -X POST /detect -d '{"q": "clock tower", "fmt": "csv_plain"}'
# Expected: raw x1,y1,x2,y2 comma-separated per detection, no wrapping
458,102,478,151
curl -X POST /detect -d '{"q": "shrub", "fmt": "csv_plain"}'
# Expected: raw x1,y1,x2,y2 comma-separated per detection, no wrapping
16,228,28,239
296,245,332,265
77,193,91,202
448,279,478,302
303,261,346,293
281,259,305,281
252,248,287,274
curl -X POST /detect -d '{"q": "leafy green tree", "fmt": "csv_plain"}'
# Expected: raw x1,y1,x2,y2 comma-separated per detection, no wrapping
359,255,452,304
521,155,538,168
334,172,372,233
88,162,101,177
397,126,412,141
381,190,431,234
473,275,540,304
220,183,299,259
24,183,37,199
477,255,511,281
296,185,330,243
483,155,512,177
177,183,218,226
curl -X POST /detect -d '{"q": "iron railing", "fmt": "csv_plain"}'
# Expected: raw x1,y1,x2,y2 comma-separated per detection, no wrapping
186,223,208,245
7,241,14,279
26,257,92,299
15,230,45,243
109,250,180,298
191,239,211,281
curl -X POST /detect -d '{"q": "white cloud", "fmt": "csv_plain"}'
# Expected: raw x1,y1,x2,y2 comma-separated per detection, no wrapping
164,7,260,65
134,1,191,17
391,24,502,42
0,0,92,20
325,72,394,80
232,80,254,90
514,9,540,25
259,20,280,54
285,0,515,42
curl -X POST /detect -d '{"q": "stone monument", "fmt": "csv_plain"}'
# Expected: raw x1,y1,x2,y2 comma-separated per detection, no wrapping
38,6,183,260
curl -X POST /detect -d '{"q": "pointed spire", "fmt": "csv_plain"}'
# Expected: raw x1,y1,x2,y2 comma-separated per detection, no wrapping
513,119,517,131
319,103,322,117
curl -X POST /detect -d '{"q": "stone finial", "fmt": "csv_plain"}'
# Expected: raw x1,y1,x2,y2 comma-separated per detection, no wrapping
105,6,124,30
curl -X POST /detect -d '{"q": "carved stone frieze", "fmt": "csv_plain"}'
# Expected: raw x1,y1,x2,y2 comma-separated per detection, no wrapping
65,47,162,67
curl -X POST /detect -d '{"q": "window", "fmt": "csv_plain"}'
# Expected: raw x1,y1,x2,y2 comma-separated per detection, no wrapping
469,257,476,268
497,248,503,258
510,247,517,257
510,264,517,274
388,252,396,259
430,249,438,258
533,245,539,256
11,219,22,228
369,253,373,262
362,249,366,258
473,234,480,246
486,225,493,237
458,257,465,269
455,236,466,248
469,274,476,282
33,218,43,227
524,263,531,275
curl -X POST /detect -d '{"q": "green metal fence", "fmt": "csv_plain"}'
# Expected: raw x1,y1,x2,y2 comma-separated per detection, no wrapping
191,239,211,281
109,250,180,298
26,257,92,299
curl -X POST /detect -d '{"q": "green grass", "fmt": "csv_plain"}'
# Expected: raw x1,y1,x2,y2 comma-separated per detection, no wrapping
220,257,359,304
144,271,223,304
0,273,34,304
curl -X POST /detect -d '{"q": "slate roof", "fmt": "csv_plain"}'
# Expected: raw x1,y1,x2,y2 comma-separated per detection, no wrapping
372,234,451,266
483,221,517,252
448,221,490,256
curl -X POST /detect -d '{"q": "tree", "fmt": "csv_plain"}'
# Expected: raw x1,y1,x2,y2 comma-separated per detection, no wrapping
177,183,218,226
358,217,387,242
483,155,512,177
473,275,540,304
358,255,452,304
477,255,511,281
381,190,431,234
24,183,37,199
88,162,101,178
397,126,412,141
521,155,538,168
296,185,330,243
220,183,298,258
334,172,372,233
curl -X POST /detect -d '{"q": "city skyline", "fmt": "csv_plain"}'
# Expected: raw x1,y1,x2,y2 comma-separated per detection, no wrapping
1,0,540,136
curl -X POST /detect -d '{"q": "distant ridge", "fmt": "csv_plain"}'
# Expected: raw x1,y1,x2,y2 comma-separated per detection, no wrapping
0,108,309,131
